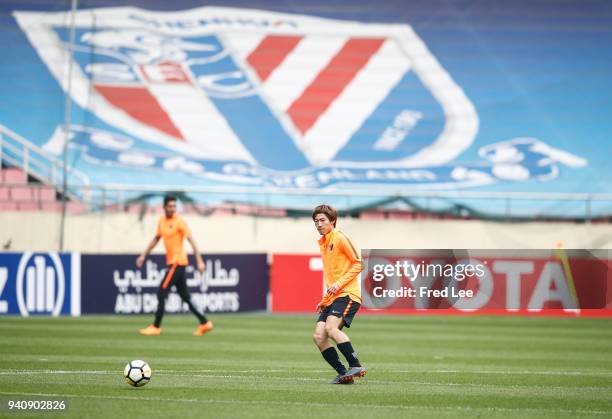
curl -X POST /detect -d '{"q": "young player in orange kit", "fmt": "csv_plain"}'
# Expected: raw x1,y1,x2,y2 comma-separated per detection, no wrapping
311,205,367,384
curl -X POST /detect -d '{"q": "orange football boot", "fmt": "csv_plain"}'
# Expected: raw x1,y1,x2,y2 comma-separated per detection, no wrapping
193,321,214,336
139,325,161,336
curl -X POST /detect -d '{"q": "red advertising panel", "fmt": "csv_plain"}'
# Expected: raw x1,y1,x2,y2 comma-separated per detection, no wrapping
270,251,612,316
270,254,323,312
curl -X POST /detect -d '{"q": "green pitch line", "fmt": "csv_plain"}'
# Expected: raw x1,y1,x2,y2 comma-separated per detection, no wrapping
0,314,611,418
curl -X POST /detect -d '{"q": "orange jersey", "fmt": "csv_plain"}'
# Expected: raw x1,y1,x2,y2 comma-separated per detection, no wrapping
156,214,191,266
317,229,364,306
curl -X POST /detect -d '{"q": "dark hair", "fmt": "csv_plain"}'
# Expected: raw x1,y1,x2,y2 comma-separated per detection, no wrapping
312,204,337,227
163,194,177,206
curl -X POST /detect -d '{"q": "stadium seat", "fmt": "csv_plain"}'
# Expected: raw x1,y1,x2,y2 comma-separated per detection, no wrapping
1,168,27,184
0,202,18,211
17,202,40,211
66,201,88,214
359,212,385,220
10,186,33,201
41,202,63,212
387,212,416,220
37,186,57,202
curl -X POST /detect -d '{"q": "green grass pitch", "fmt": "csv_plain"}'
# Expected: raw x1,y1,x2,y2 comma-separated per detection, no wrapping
0,314,611,418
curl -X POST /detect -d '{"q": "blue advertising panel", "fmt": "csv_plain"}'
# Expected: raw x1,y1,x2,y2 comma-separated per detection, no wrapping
81,254,268,314
0,252,80,317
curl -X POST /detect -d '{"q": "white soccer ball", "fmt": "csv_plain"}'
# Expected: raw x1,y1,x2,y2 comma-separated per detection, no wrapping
124,360,152,387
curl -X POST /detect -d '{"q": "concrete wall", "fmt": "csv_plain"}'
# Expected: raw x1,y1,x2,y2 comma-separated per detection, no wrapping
1,211,610,254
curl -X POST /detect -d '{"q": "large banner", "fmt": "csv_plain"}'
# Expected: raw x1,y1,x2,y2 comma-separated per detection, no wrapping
270,252,612,316
0,252,80,317
81,254,268,314
2,2,608,217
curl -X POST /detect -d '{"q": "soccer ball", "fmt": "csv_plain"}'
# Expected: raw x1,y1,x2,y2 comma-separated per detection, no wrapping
124,360,152,387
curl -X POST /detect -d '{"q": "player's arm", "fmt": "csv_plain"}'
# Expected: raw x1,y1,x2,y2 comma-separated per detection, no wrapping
186,234,205,273
136,235,160,268
326,233,363,295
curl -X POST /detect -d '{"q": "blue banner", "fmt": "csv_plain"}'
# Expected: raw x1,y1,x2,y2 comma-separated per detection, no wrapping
0,252,80,317
80,254,268,314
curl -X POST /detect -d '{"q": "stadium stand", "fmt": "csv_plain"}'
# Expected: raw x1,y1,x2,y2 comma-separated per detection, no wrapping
0,165,89,213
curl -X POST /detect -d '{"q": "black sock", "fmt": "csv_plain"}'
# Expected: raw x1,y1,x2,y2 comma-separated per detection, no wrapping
337,341,361,367
321,347,347,375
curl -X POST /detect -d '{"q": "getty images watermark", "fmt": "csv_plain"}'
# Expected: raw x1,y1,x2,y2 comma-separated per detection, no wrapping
361,249,611,311
372,259,485,297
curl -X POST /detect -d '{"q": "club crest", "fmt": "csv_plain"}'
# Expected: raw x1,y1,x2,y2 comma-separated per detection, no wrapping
13,6,586,191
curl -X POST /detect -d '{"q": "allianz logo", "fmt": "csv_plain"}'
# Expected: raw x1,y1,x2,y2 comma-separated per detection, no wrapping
15,252,66,316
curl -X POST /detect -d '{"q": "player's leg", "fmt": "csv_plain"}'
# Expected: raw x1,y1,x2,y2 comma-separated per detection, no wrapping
315,312,350,383
154,264,179,326
323,296,354,344
313,321,332,351
174,267,209,323
153,286,170,326
174,267,213,336
325,299,366,379
140,264,176,335
324,315,350,345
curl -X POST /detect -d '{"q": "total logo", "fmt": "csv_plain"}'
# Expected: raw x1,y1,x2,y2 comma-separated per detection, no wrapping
15,252,66,316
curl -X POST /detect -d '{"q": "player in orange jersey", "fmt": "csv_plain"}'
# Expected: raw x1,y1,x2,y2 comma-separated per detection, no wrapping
312,204,367,384
137,194,213,337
